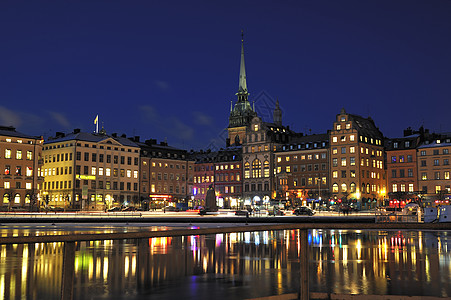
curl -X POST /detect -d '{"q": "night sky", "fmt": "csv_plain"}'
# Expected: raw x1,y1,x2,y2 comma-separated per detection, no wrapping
1,1,450,150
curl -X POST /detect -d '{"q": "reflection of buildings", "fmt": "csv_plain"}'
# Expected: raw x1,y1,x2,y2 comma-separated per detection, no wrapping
0,126,43,210
1,229,451,298
42,129,140,210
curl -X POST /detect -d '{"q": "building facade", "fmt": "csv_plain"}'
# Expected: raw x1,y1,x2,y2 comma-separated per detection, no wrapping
329,109,386,208
0,126,43,210
417,135,451,206
137,138,193,209
42,129,140,210
214,147,242,209
275,133,329,208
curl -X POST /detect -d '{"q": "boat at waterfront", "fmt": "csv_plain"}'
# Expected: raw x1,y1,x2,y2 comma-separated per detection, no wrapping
375,203,422,223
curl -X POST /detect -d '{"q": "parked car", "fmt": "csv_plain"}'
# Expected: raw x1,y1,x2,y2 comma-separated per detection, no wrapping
108,206,122,212
268,206,285,216
293,206,315,216
122,206,138,212
235,210,249,216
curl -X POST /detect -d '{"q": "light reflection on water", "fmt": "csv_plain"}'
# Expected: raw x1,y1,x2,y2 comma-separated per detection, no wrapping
0,229,450,299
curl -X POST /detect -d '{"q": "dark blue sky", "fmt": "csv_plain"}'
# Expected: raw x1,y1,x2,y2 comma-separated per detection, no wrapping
1,1,450,150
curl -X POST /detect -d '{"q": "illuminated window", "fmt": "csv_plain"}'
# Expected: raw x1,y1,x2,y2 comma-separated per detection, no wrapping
127,170,131,178
277,157,281,162
350,135,355,141
264,161,270,177
332,137,337,143
421,172,427,180
5,149,11,159
332,148,337,154
436,186,441,193
350,183,356,193
341,158,346,166
244,162,250,179
91,167,96,175
286,166,291,173
106,168,111,176
134,171,138,178
408,184,414,192
400,184,406,192
252,159,261,178
332,183,338,193
99,168,104,176
350,146,355,153
27,151,33,160
26,167,32,176
286,156,290,162
350,157,355,166
254,124,259,131
333,171,338,178
346,123,351,129
336,124,341,130
392,184,397,193
445,171,450,180
350,170,356,177
341,183,347,192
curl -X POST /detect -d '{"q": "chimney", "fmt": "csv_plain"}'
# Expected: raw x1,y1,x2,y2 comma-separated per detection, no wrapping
134,136,140,142
121,133,126,138
73,129,81,134
55,132,65,138
112,133,117,138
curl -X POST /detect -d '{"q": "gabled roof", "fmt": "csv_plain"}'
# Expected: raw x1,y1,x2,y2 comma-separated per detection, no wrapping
348,114,383,139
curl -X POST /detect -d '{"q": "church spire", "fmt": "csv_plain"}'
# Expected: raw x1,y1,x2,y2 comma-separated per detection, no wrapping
237,30,248,99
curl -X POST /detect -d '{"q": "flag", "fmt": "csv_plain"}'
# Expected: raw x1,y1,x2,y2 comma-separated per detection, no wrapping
94,115,98,125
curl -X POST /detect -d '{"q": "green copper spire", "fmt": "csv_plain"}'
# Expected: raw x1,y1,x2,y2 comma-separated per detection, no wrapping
237,30,248,97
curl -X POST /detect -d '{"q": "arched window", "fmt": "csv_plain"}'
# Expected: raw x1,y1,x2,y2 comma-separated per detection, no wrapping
332,183,339,193
244,162,250,179
252,159,262,178
350,183,356,193
263,160,270,177
362,183,366,194
341,183,347,193
14,193,21,204
366,183,370,194
235,135,240,145
3,193,10,204
25,194,31,204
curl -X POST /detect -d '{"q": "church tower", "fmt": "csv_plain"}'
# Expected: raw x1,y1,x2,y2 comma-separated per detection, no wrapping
273,99,282,126
228,32,257,146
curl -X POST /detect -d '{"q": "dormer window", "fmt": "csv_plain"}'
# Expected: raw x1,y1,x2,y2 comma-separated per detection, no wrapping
346,123,351,129
393,142,398,148
336,124,341,130
340,116,346,122
253,124,259,132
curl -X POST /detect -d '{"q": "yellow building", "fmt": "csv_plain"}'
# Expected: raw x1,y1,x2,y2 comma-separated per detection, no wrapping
42,129,140,210
0,126,43,210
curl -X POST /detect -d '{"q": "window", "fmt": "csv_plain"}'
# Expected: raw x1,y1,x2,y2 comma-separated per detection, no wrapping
5,149,11,159
444,149,449,154
399,156,404,163
332,158,338,167
391,156,397,163
392,170,396,178
332,183,338,193
434,159,440,166
435,172,440,180
408,168,413,177
350,170,356,177
341,183,347,192
332,148,337,154
350,157,355,166
4,165,10,175
106,168,111,176
341,158,346,166
350,146,355,153
84,152,89,161
407,155,412,162
399,169,405,178
421,172,427,180
405,141,410,147
244,162,250,179
346,123,351,129
350,135,355,141
252,159,261,178
444,171,450,180
332,137,337,143
444,159,449,165
421,160,426,167
408,184,414,192
27,151,32,160
26,167,32,176
336,124,341,130
393,142,398,148
420,150,426,156
341,170,346,178
16,150,22,159
332,171,338,178
341,147,346,154
392,184,398,193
